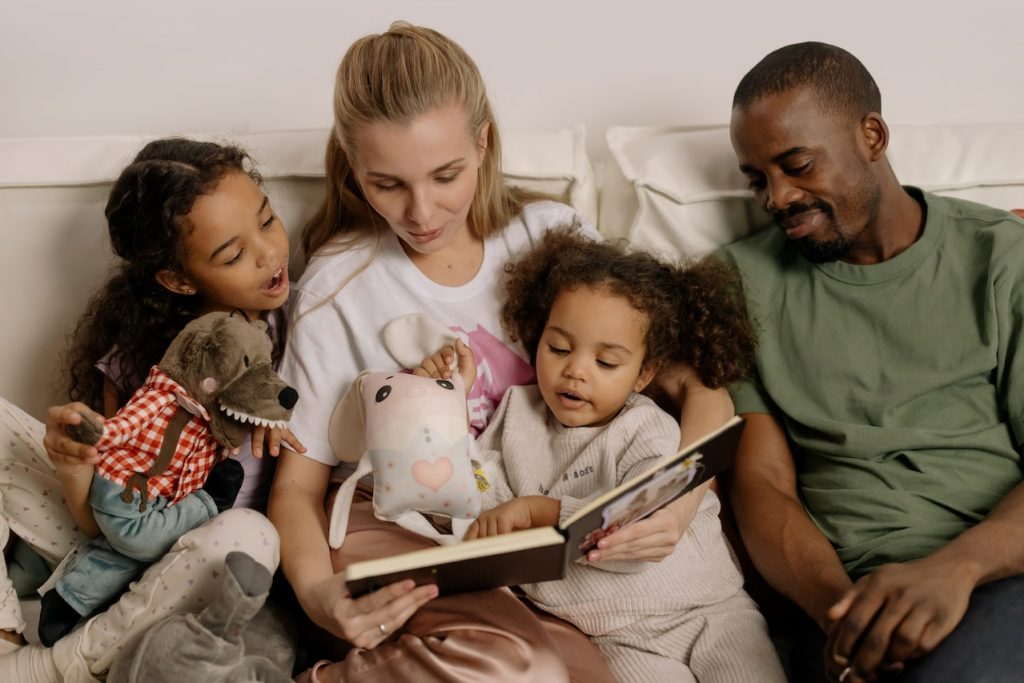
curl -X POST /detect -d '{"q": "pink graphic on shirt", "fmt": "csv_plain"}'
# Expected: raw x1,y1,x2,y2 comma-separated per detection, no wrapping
452,325,535,435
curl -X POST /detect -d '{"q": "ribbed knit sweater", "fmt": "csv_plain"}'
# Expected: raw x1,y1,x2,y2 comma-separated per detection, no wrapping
476,385,745,636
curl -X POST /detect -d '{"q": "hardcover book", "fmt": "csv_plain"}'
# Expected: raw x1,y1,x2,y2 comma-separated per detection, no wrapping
344,415,745,597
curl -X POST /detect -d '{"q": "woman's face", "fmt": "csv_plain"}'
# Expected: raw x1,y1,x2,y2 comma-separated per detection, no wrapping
350,104,487,256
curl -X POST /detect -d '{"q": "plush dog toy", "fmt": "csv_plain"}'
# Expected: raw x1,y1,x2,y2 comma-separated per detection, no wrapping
39,310,298,645
326,370,482,547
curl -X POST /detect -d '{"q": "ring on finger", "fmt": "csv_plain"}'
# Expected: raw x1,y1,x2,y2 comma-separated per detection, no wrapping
838,665,854,683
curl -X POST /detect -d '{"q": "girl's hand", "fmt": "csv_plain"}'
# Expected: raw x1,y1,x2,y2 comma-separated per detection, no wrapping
584,506,684,563
300,573,438,649
43,403,103,470
250,426,306,459
414,338,476,395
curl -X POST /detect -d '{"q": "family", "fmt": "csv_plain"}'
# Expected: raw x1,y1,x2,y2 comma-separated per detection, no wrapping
1,21,1022,683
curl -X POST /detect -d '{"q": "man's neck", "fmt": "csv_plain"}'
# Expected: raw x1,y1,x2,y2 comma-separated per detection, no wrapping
843,185,924,266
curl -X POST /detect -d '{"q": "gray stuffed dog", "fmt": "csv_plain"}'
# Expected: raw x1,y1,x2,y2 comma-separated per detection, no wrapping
107,551,294,682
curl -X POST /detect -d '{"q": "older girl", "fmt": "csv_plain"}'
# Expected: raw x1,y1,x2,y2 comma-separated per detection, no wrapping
0,138,295,681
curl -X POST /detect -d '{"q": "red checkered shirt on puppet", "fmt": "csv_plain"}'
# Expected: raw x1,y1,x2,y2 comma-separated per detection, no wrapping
94,366,223,503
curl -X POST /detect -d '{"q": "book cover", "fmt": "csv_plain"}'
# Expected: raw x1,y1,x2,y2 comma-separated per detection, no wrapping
344,415,745,597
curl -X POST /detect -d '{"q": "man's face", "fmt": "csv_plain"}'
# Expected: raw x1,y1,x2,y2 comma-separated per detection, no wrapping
730,86,882,263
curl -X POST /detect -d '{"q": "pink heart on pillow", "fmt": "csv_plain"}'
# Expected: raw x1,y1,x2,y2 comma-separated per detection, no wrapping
412,457,453,492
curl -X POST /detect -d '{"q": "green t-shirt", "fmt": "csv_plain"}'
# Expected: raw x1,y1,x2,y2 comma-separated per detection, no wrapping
721,189,1024,577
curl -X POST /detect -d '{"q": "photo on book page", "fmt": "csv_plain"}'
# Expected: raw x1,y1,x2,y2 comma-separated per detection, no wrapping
578,454,705,554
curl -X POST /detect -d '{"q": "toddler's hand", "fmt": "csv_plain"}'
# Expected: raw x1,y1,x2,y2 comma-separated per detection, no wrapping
250,426,306,459
464,498,535,539
414,338,476,395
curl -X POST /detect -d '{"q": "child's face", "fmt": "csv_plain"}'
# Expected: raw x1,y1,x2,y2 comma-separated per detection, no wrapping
350,103,486,257
175,171,291,318
536,286,656,428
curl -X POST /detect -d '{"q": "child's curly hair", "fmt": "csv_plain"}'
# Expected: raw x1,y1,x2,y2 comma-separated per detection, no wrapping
501,228,756,389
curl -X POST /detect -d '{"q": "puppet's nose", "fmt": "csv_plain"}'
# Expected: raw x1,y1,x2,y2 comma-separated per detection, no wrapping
278,387,298,410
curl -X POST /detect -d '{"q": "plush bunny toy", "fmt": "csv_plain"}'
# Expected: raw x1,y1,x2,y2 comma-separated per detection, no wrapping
325,370,483,547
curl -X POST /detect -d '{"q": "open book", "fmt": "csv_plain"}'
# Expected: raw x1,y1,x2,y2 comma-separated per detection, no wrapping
344,415,745,597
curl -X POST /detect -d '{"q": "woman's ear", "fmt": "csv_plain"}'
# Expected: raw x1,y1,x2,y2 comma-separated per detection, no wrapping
634,361,660,393
155,269,197,297
476,122,490,156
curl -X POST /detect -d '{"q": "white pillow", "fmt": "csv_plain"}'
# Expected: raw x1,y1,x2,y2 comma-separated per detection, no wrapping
601,122,1024,260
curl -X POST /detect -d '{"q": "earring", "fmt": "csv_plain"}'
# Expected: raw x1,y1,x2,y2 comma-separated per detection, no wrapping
185,288,195,295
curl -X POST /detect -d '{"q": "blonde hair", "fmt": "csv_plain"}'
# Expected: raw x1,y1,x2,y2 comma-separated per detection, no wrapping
302,21,546,259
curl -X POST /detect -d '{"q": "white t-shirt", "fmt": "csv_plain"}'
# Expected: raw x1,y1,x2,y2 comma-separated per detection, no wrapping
281,201,594,479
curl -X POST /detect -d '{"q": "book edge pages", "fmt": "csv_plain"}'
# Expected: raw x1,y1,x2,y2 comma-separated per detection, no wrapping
343,525,565,581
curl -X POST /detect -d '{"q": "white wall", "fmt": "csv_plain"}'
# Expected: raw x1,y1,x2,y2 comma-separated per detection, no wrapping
4,0,1024,159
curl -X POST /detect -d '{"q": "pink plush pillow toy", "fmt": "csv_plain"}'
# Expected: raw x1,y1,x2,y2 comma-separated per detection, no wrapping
326,370,483,547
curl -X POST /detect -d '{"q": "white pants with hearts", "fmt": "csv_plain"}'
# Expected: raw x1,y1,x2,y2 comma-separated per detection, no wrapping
0,396,280,682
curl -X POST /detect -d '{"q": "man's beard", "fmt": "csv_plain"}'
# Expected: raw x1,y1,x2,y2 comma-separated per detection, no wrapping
774,200,851,263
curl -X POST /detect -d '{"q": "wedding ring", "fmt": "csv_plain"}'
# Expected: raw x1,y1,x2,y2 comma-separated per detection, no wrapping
838,666,854,683
378,623,388,635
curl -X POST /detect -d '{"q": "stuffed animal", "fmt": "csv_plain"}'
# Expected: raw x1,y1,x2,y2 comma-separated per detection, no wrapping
326,370,483,547
107,551,293,683
38,310,298,645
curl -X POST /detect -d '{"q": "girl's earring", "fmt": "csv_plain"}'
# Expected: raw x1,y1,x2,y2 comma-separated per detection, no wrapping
185,288,195,295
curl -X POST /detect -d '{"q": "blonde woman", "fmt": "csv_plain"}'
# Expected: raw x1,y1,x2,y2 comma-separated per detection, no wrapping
272,23,724,682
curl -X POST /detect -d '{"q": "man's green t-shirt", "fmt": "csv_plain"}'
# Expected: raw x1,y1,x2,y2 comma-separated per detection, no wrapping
722,189,1024,577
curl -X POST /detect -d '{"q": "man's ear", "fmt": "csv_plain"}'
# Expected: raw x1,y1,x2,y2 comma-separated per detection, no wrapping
155,269,197,297
860,113,888,162
634,361,660,393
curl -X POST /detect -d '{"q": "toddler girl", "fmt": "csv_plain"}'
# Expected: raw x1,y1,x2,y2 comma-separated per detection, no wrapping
434,229,786,683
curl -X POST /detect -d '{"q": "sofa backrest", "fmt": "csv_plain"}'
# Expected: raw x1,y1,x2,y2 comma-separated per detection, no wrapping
0,128,595,417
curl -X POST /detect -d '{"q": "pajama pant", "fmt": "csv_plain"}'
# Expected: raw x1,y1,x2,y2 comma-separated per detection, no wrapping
295,487,618,683
0,396,280,682
590,592,787,683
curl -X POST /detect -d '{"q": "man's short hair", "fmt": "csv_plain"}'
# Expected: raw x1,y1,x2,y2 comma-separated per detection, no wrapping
733,42,881,121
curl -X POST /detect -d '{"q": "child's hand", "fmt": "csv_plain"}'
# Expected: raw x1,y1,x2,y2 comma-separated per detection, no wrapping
44,402,103,469
464,496,559,540
414,338,476,395
250,426,306,459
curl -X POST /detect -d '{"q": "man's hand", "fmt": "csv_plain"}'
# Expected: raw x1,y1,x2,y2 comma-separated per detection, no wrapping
823,556,976,680
464,496,559,540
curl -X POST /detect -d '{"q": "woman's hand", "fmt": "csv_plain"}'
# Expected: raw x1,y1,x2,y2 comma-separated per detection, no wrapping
43,402,103,471
414,338,476,394
250,426,306,459
300,573,438,649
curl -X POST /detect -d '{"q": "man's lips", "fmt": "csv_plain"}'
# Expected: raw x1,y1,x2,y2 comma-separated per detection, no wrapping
781,210,825,240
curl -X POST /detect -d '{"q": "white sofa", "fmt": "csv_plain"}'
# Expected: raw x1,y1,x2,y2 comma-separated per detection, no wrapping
2,121,1024,646
4,122,1024,422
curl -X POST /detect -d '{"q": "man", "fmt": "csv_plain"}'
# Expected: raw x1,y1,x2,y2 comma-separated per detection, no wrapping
721,42,1024,683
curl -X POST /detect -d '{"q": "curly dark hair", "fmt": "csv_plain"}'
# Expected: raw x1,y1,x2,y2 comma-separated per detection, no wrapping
501,229,756,389
64,137,283,410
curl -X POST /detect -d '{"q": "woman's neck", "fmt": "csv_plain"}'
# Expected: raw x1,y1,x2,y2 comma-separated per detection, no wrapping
401,224,485,287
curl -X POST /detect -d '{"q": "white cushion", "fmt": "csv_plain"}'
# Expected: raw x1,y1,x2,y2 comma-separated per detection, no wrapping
0,127,595,418
600,122,1024,259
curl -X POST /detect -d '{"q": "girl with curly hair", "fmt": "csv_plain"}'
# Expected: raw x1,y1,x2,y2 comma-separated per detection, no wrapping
422,228,786,683
0,137,299,680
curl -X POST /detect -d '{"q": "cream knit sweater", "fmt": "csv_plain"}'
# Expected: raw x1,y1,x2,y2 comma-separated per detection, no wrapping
475,385,745,637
